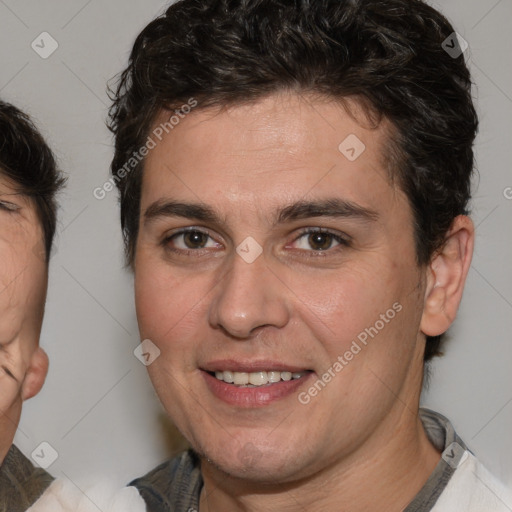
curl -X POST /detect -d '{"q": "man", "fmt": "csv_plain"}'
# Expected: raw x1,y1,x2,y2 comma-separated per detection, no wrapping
0,100,64,511
0,101,145,512
108,0,512,510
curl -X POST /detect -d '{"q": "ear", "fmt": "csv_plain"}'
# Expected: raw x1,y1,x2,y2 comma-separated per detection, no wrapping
420,215,474,337
21,347,49,401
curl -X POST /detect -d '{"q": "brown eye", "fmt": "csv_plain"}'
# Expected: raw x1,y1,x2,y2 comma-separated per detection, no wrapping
164,228,220,252
291,229,349,253
308,232,334,251
182,230,209,249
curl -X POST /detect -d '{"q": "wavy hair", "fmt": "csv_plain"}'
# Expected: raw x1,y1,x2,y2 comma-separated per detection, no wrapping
108,0,478,361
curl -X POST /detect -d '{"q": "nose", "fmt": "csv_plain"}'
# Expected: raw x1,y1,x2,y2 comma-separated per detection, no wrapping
208,249,290,339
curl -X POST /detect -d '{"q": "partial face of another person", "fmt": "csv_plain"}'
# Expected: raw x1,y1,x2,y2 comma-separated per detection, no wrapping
134,93,467,483
0,176,49,462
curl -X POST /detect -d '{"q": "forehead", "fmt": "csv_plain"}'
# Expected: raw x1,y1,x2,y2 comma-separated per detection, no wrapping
141,93,401,218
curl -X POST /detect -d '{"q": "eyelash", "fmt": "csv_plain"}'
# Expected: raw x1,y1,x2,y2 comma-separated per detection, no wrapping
161,227,350,257
291,228,350,256
0,200,20,212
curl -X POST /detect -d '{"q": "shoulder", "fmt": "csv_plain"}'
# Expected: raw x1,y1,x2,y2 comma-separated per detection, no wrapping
28,478,146,512
129,450,202,512
433,452,512,512
0,444,54,511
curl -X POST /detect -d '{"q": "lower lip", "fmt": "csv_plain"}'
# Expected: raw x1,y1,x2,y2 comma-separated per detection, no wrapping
202,370,313,407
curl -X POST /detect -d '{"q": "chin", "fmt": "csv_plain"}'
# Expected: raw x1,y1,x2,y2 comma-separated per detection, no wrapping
196,435,311,485
208,456,295,484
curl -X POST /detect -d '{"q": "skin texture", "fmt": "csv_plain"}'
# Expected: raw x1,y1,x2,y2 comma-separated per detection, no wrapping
134,93,474,511
0,176,49,465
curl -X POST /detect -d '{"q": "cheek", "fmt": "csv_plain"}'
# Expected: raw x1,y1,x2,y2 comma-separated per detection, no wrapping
289,263,397,346
0,373,21,411
23,265,48,322
0,270,46,342
134,261,213,350
0,246,24,292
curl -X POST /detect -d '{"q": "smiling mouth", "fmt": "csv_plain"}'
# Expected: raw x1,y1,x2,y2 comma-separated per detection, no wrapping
209,370,312,387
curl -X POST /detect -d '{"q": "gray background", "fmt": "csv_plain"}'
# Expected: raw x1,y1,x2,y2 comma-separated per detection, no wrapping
1,0,511,489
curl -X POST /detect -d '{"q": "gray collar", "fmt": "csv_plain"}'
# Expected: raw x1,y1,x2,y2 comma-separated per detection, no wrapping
404,407,469,512
0,444,54,512
131,408,466,512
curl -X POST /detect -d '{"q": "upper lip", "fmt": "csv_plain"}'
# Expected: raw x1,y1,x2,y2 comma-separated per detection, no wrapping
201,359,311,373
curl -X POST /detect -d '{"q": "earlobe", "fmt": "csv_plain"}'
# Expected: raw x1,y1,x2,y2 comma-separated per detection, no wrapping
21,347,49,401
420,215,474,337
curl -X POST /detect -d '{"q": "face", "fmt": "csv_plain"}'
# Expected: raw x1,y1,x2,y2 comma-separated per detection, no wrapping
135,93,429,483
0,175,48,461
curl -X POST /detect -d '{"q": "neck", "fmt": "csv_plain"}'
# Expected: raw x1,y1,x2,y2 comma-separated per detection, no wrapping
199,402,440,512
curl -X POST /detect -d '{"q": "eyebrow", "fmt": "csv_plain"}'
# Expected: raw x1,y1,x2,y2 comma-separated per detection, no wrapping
277,198,379,224
143,197,379,227
144,200,220,225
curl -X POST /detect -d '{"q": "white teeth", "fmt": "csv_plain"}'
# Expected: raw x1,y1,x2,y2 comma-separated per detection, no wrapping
233,372,249,385
249,371,268,386
223,370,234,383
213,370,307,386
267,371,281,383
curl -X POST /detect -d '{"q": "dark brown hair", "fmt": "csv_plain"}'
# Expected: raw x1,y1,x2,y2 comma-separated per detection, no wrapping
108,0,478,361
0,100,65,261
